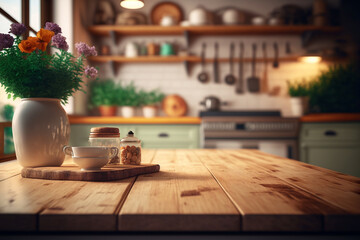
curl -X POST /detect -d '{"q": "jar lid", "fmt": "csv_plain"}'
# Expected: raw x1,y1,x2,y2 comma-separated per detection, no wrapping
89,127,120,138
121,130,141,143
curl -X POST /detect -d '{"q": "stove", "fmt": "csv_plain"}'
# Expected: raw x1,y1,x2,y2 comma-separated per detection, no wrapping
200,110,300,160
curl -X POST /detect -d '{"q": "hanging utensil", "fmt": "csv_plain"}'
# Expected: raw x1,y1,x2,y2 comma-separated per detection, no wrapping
286,42,291,54
225,42,236,85
236,42,244,93
273,42,279,68
213,42,219,83
197,43,209,83
261,42,268,93
247,43,260,93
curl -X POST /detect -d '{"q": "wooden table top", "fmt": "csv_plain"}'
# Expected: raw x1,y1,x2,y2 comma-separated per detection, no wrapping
0,149,359,233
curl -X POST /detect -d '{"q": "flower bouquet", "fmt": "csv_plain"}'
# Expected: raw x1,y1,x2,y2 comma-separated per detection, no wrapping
0,22,98,167
0,22,98,102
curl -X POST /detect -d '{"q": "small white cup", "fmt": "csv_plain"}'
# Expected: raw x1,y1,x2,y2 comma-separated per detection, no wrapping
63,146,118,158
160,15,175,26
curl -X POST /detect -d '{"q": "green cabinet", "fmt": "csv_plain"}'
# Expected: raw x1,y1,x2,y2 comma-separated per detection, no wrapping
300,123,360,177
70,124,200,149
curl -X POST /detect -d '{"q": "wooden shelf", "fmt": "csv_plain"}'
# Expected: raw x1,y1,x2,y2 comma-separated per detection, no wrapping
89,55,301,63
88,25,341,36
68,116,202,124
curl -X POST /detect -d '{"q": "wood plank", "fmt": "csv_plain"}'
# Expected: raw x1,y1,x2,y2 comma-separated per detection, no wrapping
301,113,360,123
88,25,341,36
0,160,21,181
68,116,201,125
118,149,240,231
37,149,157,231
88,55,306,63
0,151,155,231
230,150,360,232
21,163,160,181
195,149,348,232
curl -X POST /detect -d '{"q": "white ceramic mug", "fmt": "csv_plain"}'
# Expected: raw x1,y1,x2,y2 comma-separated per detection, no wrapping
160,15,175,26
63,146,118,159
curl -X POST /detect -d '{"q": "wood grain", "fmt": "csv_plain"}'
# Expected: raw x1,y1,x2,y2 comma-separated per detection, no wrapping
195,149,349,232
301,113,360,123
88,25,341,36
0,160,21,181
38,150,157,231
88,55,306,64
21,163,160,182
0,149,359,233
68,116,201,124
118,149,240,231
230,149,360,232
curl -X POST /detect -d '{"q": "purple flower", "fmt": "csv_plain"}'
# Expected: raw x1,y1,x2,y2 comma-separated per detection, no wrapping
75,42,97,57
85,66,98,79
44,22,62,35
0,34,14,50
51,34,69,51
9,23,26,36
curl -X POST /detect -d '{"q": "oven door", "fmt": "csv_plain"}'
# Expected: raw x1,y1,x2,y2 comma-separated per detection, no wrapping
204,139,299,160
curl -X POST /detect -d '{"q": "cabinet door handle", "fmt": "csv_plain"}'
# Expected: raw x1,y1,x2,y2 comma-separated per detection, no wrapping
324,130,337,136
158,133,169,138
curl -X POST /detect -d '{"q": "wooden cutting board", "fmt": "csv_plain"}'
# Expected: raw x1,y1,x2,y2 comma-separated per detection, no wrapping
21,163,160,182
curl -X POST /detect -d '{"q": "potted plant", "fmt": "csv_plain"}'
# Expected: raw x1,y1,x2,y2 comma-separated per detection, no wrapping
0,22,97,167
287,79,311,117
116,82,140,118
139,89,165,118
89,79,117,116
308,63,360,113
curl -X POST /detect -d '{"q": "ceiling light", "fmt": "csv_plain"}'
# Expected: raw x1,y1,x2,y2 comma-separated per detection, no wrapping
120,0,144,9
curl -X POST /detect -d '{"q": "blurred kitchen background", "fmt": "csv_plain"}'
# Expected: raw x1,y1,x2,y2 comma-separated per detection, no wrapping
0,0,359,176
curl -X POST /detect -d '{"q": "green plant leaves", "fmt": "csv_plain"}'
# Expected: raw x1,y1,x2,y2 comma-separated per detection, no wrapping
0,45,85,104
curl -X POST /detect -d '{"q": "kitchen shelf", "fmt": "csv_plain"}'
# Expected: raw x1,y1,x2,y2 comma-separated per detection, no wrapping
88,25,341,36
88,55,300,63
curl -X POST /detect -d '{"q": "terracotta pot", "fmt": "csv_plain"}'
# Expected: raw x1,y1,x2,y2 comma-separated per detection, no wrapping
12,98,70,167
98,105,117,116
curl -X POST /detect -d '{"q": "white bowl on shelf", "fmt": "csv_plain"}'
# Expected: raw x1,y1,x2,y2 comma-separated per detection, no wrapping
72,156,109,171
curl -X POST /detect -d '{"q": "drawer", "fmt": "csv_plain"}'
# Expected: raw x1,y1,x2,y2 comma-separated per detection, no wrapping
137,125,200,148
301,123,360,141
70,124,200,149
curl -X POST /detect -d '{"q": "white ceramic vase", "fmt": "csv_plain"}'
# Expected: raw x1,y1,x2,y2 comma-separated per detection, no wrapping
121,106,135,118
142,106,157,118
290,97,309,117
12,98,70,167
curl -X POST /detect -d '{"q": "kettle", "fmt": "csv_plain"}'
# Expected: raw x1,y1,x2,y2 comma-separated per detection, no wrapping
200,96,227,111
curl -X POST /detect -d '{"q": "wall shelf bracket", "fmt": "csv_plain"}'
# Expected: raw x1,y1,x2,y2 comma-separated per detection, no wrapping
110,60,120,76
183,30,190,48
109,30,118,45
183,60,190,77
301,30,319,47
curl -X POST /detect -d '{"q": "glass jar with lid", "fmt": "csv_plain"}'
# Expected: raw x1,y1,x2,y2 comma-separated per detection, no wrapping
89,127,120,164
120,130,141,165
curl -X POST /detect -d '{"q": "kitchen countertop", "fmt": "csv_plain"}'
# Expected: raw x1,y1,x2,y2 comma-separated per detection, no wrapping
301,113,360,123
0,149,359,233
68,115,201,124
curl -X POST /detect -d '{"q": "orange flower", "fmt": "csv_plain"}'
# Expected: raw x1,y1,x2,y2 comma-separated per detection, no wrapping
36,28,54,43
18,37,37,53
